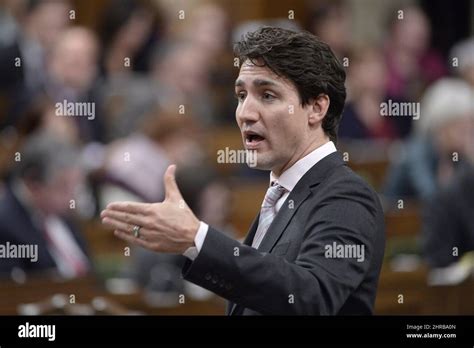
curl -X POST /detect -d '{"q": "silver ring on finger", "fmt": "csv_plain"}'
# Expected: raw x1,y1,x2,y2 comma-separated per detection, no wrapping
132,225,141,238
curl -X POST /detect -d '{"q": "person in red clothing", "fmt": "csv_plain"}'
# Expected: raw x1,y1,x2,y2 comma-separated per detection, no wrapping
384,5,447,102
338,45,399,141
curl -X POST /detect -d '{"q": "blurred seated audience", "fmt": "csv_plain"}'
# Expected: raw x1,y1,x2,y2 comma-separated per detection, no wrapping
421,149,474,268
0,130,92,278
100,38,218,142
0,0,71,127
384,78,474,202
178,2,235,125
45,26,105,143
98,0,159,76
382,5,448,138
307,0,351,60
384,4,446,104
150,40,217,126
99,109,207,206
450,37,474,87
96,0,161,142
339,45,399,141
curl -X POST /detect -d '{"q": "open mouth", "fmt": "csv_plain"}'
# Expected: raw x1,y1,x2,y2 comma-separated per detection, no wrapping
244,131,265,148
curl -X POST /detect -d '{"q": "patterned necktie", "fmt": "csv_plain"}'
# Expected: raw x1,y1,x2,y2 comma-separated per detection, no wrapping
252,183,287,248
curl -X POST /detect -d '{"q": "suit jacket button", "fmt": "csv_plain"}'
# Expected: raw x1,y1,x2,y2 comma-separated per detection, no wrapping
211,275,219,284
219,279,225,288
225,283,232,290
204,273,211,281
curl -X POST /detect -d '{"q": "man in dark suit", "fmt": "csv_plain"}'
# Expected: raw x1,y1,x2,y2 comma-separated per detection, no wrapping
0,0,71,127
101,27,385,315
0,130,91,278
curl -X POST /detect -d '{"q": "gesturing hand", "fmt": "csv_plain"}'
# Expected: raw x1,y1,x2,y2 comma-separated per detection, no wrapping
100,165,200,254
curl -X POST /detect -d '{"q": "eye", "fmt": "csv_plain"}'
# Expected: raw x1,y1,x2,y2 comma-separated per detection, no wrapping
262,92,276,101
235,91,246,102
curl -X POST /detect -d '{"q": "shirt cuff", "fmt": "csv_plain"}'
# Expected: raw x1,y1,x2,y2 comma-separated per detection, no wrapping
183,221,209,260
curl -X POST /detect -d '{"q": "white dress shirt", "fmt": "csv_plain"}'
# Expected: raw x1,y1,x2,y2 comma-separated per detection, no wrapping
183,141,337,260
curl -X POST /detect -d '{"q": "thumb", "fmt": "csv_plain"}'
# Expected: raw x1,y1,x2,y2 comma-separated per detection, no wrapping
164,164,182,202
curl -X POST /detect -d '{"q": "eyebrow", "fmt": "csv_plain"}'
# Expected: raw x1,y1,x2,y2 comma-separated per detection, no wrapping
235,78,279,88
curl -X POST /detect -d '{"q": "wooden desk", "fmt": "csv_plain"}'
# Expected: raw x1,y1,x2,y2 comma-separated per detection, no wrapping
0,275,225,315
375,265,474,315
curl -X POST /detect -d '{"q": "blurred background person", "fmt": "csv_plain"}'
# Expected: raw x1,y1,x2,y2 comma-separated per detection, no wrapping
339,45,399,141
99,109,207,207
46,26,104,143
383,5,447,138
179,2,235,125
449,37,474,87
97,0,162,142
420,35,474,271
307,0,351,60
0,129,92,278
150,41,217,126
0,0,71,128
421,145,474,268
384,5,446,102
384,78,474,202
98,0,159,76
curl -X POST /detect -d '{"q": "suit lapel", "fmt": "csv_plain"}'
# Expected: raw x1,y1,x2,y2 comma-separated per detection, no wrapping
258,152,344,254
257,152,345,253
257,185,310,253
243,213,260,246
228,152,346,315
229,190,310,315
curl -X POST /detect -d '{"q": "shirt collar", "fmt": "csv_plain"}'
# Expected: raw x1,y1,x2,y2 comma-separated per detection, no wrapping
270,141,337,191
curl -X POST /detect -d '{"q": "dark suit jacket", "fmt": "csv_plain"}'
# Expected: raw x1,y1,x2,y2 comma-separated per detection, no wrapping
422,162,474,268
0,184,91,277
182,152,385,315
0,42,24,91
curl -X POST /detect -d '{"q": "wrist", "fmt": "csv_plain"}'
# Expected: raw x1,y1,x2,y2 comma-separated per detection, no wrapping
185,219,200,248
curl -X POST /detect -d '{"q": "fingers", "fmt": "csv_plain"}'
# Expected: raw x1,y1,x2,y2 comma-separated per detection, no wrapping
102,201,158,250
102,217,152,240
101,209,149,229
106,201,151,214
114,230,150,249
102,216,128,231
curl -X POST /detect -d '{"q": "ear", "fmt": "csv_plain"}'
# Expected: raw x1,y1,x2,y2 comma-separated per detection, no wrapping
308,94,330,126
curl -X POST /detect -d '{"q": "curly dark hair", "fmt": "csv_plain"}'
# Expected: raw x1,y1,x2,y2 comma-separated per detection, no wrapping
234,27,346,143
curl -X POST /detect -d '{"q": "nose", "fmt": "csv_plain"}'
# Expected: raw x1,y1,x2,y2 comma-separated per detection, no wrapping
236,94,260,125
